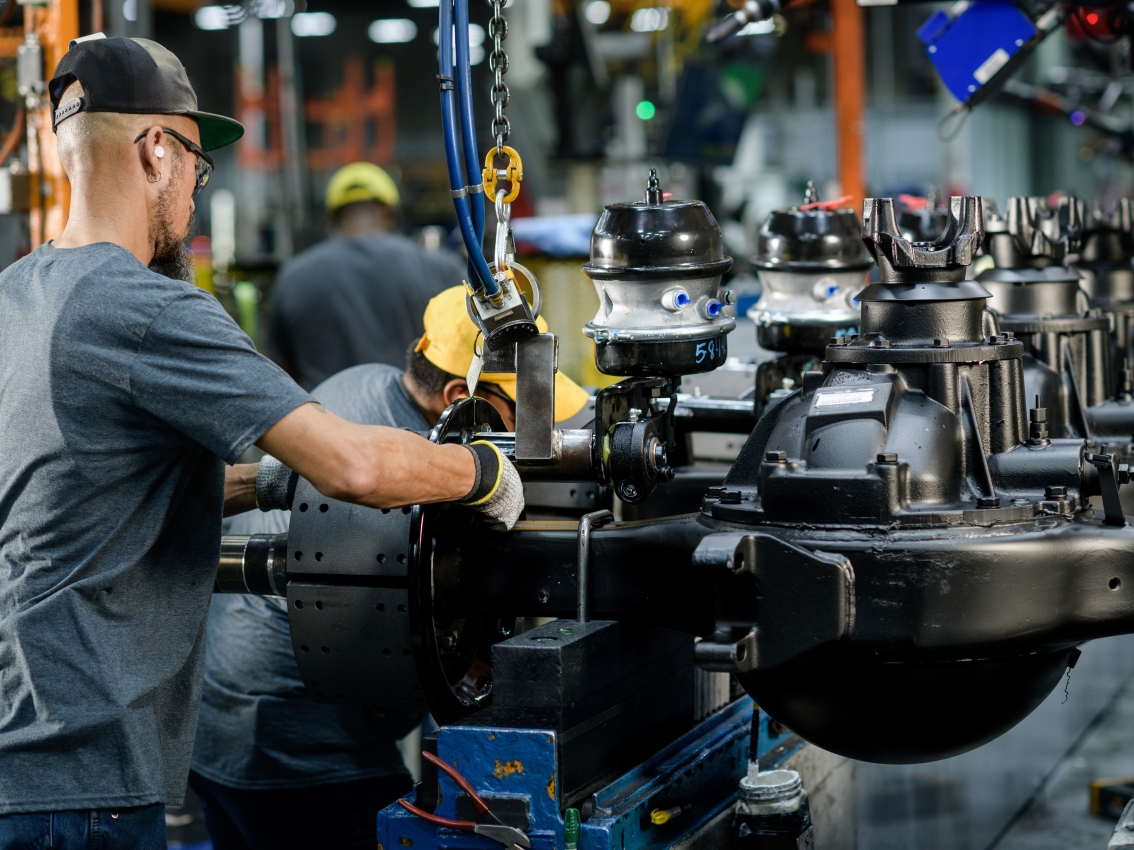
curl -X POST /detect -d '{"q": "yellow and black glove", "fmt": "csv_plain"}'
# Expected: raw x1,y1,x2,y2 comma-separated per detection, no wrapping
461,441,524,531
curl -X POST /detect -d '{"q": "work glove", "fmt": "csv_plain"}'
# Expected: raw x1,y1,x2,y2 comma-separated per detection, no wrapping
256,455,298,511
461,440,525,531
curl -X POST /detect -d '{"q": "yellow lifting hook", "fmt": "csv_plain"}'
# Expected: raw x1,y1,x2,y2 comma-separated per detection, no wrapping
483,145,523,204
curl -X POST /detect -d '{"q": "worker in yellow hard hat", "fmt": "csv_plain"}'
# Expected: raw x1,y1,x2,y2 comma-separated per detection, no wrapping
325,160,401,213
267,162,467,390
404,284,591,428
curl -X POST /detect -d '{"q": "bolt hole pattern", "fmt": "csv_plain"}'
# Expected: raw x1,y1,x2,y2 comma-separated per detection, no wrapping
397,603,407,612
294,600,304,609
381,508,390,514
376,603,386,611
397,554,407,564
402,506,412,514
299,503,308,512
320,646,330,653
377,553,386,563
382,648,392,656
319,503,329,513
314,552,323,561
315,601,324,610
300,645,309,652
294,552,303,561
1112,577,1123,590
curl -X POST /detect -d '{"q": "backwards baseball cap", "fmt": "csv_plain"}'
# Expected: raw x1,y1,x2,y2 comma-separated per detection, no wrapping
326,162,401,212
416,285,590,423
49,34,244,152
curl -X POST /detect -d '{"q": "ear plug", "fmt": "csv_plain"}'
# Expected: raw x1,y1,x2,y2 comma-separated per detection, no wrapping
154,145,165,158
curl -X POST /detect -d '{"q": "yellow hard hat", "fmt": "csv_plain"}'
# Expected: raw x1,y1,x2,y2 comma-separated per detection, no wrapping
415,285,590,423
325,162,400,212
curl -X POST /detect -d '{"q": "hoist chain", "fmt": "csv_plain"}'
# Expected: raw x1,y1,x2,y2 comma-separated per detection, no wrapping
488,0,510,155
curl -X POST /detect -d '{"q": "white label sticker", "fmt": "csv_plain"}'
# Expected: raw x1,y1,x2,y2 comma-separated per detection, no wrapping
814,388,876,408
973,48,1011,85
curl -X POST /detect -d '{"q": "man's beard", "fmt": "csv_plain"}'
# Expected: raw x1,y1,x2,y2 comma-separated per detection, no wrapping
149,179,197,283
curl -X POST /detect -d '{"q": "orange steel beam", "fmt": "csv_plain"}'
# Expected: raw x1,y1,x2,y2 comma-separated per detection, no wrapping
829,0,866,204
0,26,24,58
26,0,78,246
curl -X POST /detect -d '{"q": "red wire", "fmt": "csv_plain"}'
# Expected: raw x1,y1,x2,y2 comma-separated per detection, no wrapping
897,193,929,211
800,195,853,211
422,751,490,815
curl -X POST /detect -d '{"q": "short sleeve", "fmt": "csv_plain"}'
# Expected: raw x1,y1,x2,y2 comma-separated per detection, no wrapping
130,290,313,463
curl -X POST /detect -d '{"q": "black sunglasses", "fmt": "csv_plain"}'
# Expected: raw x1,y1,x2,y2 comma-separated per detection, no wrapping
133,127,214,196
475,382,515,409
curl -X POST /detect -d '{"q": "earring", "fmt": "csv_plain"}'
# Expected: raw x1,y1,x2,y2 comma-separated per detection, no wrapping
149,172,161,183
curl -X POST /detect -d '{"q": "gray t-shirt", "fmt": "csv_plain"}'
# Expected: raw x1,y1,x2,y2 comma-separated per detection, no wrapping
0,243,311,814
268,234,466,390
191,364,428,789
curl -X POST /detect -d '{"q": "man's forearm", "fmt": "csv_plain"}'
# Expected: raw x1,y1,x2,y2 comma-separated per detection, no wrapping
257,403,477,509
344,428,477,507
224,463,259,517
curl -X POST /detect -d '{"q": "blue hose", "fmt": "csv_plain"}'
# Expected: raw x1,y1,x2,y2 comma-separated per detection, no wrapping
438,0,498,298
454,0,484,245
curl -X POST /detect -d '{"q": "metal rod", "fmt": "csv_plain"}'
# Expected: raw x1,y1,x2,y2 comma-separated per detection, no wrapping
214,533,289,596
482,429,596,480
576,509,613,623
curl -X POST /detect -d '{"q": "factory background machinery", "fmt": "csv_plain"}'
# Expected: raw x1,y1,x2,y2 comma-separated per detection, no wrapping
220,186,1134,849
9,0,1134,847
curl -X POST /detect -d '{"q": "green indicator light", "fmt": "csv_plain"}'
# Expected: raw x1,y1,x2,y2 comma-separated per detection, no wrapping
636,100,656,120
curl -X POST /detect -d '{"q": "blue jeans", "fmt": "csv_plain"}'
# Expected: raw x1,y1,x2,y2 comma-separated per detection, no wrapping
0,805,166,849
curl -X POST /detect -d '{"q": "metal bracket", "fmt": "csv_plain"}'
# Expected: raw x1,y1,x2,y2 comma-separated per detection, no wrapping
515,333,557,461
694,629,758,673
593,377,677,502
692,532,855,670
1086,447,1128,526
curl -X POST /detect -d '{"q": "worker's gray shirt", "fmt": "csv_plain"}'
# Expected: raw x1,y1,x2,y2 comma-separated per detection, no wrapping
191,364,429,789
0,243,312,814
268,234,466,390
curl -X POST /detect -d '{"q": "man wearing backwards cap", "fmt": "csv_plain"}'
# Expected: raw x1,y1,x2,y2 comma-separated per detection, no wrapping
268,162,467,391
0,36,522,845
189,286,587,849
